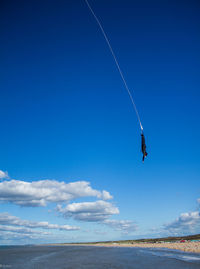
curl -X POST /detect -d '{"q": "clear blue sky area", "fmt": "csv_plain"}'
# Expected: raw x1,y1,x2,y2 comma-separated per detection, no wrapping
0,0,200,244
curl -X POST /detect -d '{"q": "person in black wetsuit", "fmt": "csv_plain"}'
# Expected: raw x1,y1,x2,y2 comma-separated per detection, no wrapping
141,133,148,162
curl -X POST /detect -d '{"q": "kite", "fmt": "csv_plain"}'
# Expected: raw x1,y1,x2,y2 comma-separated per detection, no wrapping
84,0,148,161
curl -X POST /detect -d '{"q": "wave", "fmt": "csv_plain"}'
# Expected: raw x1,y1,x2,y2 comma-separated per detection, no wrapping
138,248,200,263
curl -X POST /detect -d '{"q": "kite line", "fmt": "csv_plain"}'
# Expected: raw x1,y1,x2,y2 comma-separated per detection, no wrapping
84,0,143,131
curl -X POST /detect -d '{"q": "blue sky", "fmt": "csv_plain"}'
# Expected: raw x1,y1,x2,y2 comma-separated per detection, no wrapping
0,0,200,244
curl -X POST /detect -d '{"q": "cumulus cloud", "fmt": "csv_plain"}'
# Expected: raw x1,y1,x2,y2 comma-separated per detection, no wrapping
56,201,137,234
101,190,113,200
163,211,200,234
0,173,137,235
0,213,80,231
103,219,138,234
0,179,112,207
57,200,119,222
0,170,9,179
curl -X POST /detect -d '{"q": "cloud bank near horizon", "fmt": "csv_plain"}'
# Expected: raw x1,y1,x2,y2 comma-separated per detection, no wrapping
0,212,80,231
163,211,200,234
0,171,137,236
0,212,80,242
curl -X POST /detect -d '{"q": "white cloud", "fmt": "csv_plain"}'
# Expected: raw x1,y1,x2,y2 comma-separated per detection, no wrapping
103,219,138,234
0,213,80,231
0,225,50,235
0,173,137,236
0,179,112,207
57,201,138,234
0,231,32,241
0,170,9,179
101,190,113,200
163,211,200,234
57,200,119,222
0,229,51,243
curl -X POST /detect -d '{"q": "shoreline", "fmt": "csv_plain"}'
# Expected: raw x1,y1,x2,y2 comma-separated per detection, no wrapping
47,241,200,254
91,241,200,253
98,242,200,253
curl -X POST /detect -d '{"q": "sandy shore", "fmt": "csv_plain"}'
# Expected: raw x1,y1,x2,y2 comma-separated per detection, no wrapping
94,241,200,253
47,241,200,254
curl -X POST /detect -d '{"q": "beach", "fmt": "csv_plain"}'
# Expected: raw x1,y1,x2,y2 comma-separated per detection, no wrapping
93,241,200,253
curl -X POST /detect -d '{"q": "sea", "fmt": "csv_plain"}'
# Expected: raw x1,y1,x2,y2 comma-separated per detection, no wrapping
0,245,200,269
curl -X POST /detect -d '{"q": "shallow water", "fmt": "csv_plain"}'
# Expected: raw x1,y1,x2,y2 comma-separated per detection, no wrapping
0,245,200,269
